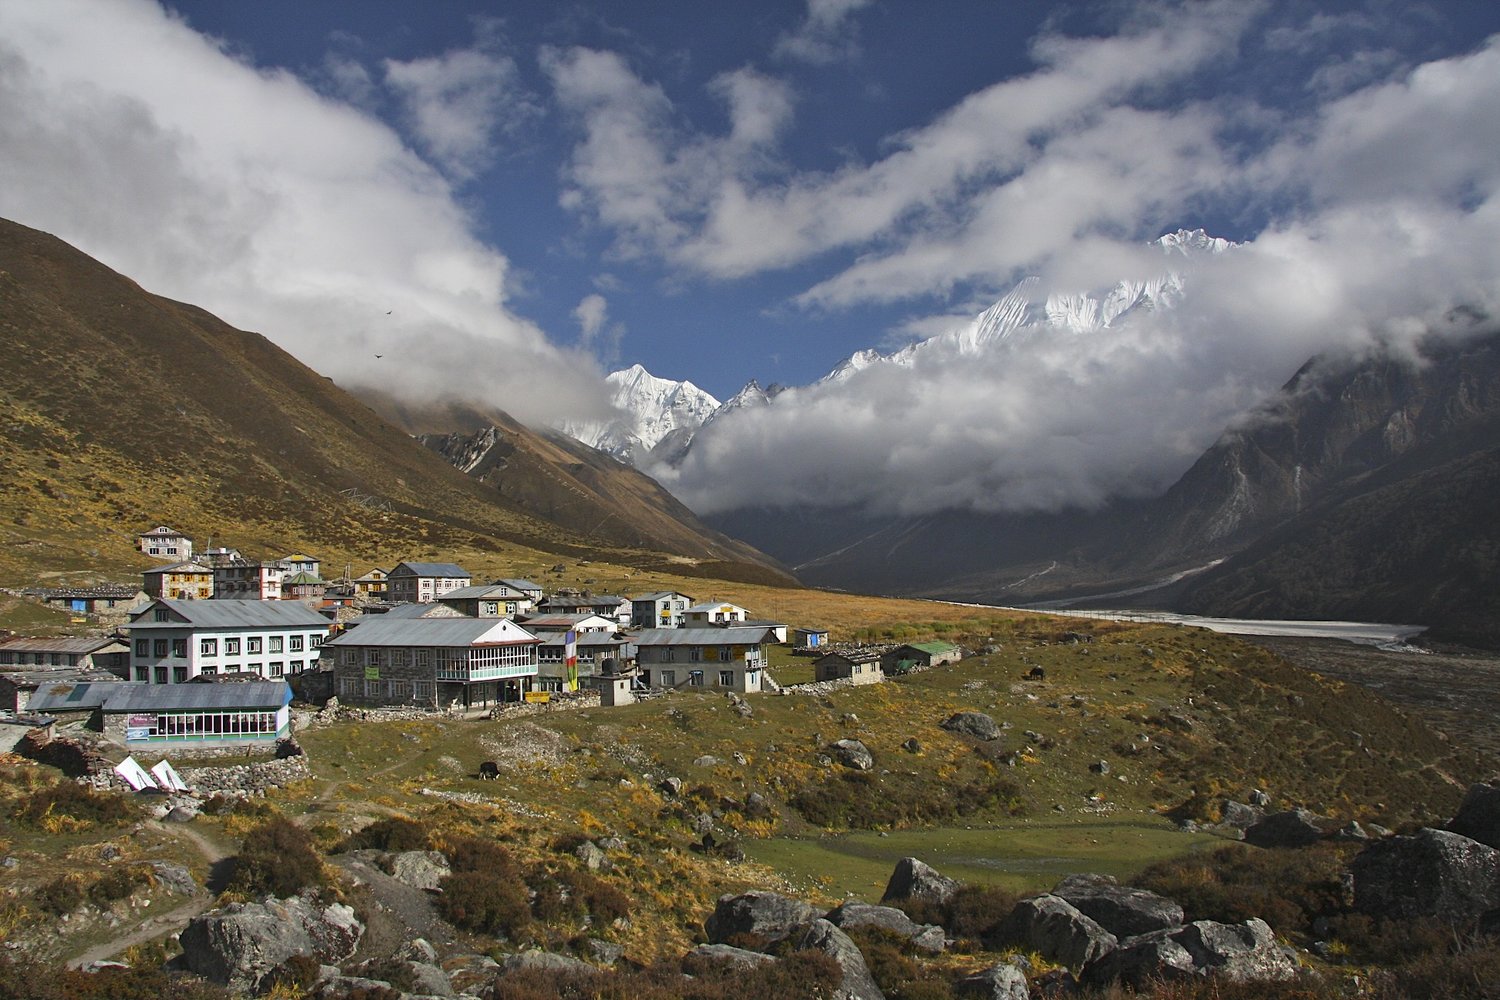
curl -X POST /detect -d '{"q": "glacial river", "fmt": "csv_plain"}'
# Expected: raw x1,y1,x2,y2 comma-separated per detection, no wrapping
1015,608,1426,647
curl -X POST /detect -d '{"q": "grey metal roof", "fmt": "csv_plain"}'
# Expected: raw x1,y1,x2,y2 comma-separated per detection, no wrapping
129,599,330,630
439,584,529,601
96,681,290,713
0,636,128,655
494,579,541,591
390,562,470,578
632,627,772,647
632,591,690,602
325,617,538,648
142,561,212,576
369,603,459,620
0,667,120,689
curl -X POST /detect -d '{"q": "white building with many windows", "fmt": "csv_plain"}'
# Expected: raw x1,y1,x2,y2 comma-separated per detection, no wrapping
386,561,472,603
324,616,540,710
125,599,330,684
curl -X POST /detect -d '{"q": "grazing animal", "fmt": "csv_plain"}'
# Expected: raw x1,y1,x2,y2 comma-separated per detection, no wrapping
478,761,499,781
1026,666,1046,680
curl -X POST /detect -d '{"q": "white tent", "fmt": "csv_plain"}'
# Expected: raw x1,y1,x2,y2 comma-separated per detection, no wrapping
113,755,156,791
150,759,189,792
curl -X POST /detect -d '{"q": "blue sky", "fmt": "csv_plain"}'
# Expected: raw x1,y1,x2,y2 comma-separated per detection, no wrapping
3,1,1499,515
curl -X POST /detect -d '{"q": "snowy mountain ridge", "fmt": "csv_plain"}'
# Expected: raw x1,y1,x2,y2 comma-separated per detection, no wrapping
560,363,720,464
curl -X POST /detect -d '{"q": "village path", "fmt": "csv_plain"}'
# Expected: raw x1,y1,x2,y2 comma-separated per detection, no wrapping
66,820,233,970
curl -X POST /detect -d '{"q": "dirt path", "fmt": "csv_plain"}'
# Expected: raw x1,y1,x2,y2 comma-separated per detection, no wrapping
66,821,233,970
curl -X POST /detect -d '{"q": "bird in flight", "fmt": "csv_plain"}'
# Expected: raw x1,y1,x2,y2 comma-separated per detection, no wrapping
374,354,383,359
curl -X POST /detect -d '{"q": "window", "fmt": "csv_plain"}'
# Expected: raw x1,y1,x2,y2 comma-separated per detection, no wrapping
661,648,676,662
135,666,150,681
172,666,187,683
154,609,169,622
171,638,187,658
289,635,304,652
246,637,262,654
392,648,409,668
364,679,381,699
689,670,704,687
289,660,304,674
660,670,675,687
135,638,149,656
365,649,382,668
200,638,217,657
225,637,241,655
149,546,161,555
689,647,702,662
153,638,168,657
269,636,283,653
154,667,167,684
269,662,284,677
248,663,262,675
310,634,324,648
719,670,735,687
167,546,177,554
416,649,430,669
200,666,217,676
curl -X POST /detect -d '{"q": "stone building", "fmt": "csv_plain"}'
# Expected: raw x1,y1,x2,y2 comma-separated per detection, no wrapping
324,616,540,709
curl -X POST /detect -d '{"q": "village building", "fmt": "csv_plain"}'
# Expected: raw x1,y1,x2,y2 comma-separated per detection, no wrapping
26,680,292,749
682,600,752,627
281,571,326,602
740,618,789,643
0,635,130,675
814,649,885,686
352,568,389,600
1,664,123,714
794,627,831,650
493,578,544,603
196,546,244,569
23,585,146,619
212,559,284,600
630,591,694,628
279,553,322,577
137,526,193,561
517,612,618,636
386,561,472,604
534,593,630,624
143,561,215,601
437,583,537,618
126,598,329,684
882,641,962,674
536,632,631,692
632,627,769,694
323,616,540,709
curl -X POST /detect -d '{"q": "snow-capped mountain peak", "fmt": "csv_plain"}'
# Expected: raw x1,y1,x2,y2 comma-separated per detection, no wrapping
561,365,720,464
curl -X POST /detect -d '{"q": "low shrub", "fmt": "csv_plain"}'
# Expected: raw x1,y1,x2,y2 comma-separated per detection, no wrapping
11,781,137,833
438,870,531,938
792,770,1023,830
34,875,85,916
0,956,230,999
1132,843,1351,936
87,864,155,906
339,816,432,853
845,926,954,1000
227,814,328,898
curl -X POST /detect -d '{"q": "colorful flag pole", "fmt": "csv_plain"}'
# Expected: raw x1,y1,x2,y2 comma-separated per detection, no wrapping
565,629,578,692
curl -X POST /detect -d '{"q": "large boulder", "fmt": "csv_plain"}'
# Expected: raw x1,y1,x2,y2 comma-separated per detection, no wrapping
1051,874,1183,938
826,902,946,953
178,896,363,992
685,943,778,968
1083,918,1295,988
792,918,886,1000
941,712,1001,741
881,857,958,906
1448,782,1500,850
1350,827,1500,923
1244,809,1324,848
954,961,1030,1000
385,850,451,891
501,950,597,976
829,739,875,771
996,895,1117,971
705,890,820,944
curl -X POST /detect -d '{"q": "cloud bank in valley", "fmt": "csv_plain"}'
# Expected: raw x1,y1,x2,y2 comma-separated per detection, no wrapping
560,8,1500,516
0,0,612,428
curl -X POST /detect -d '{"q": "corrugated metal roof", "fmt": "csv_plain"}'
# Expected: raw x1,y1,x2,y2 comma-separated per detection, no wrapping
102,681,291,713
325,617,538,647
26,681,119,712
368,603,459,620
494,578,540,591
390,562,470,578
0,636,128,655
129,599,329,630
903,641,960,655
632,627,771,647
439,584,527,600
142,561,212,576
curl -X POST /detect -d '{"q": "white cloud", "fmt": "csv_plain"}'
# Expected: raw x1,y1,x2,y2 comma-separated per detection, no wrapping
659,31,1500,517
773,0,873,65
0,0,612,427
383,44,539,180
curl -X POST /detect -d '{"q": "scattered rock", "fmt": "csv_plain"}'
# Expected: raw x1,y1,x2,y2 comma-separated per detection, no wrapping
954,961,1030,1000
704,891,820,944
576,841,610,872
1083,918,1295,988
941,712,1001,741
829,739,875,771
1351,827,1500,924
1051,874,1183,938
901,738,922,754
792,918,886,1000
686,943,778,968
881,857,959,907
1447,782,1500,850
996,894,1117,971
501,950,597,976
1088,760,1110,775
178,896,364,992
1216,801,1265,835
385,850,451,891
1244,809,1324,848
826,902,945,953
585,938,625,965
693,755,721,768
660,777,683,797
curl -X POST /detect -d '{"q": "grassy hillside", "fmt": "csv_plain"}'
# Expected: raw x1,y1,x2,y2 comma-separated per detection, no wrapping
0,217,787,595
